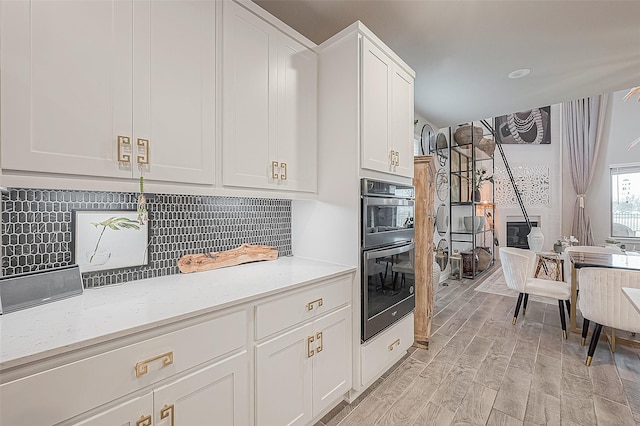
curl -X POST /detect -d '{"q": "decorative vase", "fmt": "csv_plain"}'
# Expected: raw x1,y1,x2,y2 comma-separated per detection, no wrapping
527,227,544,252
473,189,481,202
554,243,564,253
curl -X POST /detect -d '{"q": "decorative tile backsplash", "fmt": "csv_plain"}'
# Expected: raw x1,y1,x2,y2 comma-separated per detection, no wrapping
1,188,292,287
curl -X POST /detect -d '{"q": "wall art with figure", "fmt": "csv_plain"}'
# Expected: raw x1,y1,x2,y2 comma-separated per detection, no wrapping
495,106,551,145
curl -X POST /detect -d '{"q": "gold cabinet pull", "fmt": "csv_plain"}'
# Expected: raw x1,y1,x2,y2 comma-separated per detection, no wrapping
117,135,132,163
135,351,174,377
136,414,152,426
280,162,287,180
160,404,174,426
136,138,149,165
389,150,394,166
316,331,323,353
271,161,279,179
388,338,400,351
305,298,324,311
307,335,315,358
390,150,399,166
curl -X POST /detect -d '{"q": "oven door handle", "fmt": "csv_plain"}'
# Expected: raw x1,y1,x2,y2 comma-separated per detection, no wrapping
363,197,414,207
365,242,415,260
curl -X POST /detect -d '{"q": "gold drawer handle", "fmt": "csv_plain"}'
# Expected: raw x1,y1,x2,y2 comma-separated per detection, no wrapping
135,351,174,377
160,404,174,426
307,335,315,358
316,331,323,353
280,162,287,180
306,298,324,311
388,338,400,351
272,161,279,179
136,414,152,426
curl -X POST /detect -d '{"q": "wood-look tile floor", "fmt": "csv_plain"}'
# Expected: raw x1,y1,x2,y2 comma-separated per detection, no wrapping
316,265,640,426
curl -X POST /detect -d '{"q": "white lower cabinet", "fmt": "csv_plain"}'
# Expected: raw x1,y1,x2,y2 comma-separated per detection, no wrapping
256,305,352,425
74,352,248,426
256,322,313,426
361,312,414,387
1,310,248,426
153,351,249,426
0,272,354,426
72,393,154,426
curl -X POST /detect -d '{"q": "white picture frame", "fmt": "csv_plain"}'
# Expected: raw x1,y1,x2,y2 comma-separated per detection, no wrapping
72,210,149,273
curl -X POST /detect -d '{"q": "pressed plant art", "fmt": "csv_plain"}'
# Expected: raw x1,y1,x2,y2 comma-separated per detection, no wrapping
73,210,149,273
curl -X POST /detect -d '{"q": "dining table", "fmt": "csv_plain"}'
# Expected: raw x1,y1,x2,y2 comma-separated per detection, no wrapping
567,251,640,334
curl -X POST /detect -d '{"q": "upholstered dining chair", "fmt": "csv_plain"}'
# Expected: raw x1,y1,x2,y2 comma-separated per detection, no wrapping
500,247,572,338
562,245,622,289
563,245,624,346
578,267,640,366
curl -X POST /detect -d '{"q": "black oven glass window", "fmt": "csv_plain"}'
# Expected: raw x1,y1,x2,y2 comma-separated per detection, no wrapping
365,205,414,233
365,250,414,318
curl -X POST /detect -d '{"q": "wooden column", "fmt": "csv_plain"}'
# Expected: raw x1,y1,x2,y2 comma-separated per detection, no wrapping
413,155,437,349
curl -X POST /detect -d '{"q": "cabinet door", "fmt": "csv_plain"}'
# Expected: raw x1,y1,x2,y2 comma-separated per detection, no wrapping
391,66,415,178
312,305,352,418
133,0,215,185
153,351,249,426
222,1,277,190
0,0,133,178
361,37,392,174
72,393,153,426
255,322,313,426
275,34,318,192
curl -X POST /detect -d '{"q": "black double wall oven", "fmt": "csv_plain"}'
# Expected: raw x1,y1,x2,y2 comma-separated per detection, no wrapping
361,179,416,342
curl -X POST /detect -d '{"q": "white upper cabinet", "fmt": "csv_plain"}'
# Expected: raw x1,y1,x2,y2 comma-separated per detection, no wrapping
360,37,415,178
391,65,415,178
133,0,216,184
222,1,317,193
0,0,134,179
275,33,318,192
0,0,215,185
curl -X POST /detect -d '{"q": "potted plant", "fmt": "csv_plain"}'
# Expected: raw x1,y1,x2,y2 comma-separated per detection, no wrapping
553,235,578,253
554,239,564,253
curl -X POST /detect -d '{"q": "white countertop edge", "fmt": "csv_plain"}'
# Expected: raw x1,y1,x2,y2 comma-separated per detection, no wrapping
1,257,356,371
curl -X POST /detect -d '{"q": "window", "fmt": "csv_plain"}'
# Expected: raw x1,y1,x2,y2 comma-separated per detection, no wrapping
611,163,640,238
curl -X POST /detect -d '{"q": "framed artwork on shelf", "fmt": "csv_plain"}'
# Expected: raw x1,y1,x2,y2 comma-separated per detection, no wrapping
72,210,149,273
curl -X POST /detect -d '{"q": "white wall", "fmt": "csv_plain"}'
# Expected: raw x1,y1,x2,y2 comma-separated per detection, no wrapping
568,89,640,245
494,105,563,252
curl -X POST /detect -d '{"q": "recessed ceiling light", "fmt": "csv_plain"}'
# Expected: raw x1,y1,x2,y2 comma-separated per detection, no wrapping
508,68,531,79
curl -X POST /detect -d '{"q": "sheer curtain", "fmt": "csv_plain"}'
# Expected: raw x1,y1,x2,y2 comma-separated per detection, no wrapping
563,95,608,246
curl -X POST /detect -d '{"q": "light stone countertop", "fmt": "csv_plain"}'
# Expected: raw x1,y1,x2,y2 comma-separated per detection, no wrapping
0,257,355,371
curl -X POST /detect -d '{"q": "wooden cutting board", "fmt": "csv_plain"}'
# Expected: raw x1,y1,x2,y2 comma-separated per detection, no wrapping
178,244,279,273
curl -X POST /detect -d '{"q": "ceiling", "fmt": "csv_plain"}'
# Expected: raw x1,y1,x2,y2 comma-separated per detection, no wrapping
253,0,640,128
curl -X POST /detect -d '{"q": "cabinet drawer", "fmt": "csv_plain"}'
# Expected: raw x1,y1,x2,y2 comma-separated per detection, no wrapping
255,275,352,340
1,309,246,426
361,312,413,386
